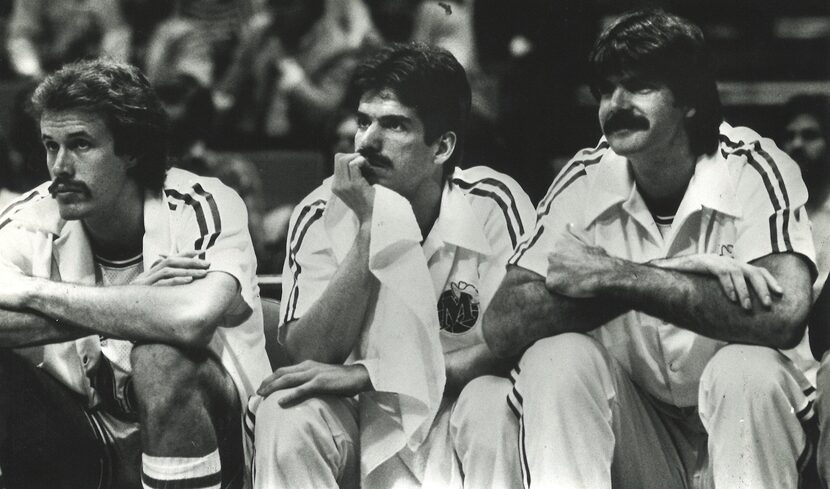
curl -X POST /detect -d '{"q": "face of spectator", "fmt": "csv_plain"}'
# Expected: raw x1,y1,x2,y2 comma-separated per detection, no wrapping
597,75,692,161
354,89,444,199
783,114,828,176
41,110,137,222
333,116,358,155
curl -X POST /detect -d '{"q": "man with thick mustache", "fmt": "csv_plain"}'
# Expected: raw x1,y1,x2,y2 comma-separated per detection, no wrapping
249,42,535,488
0,59,271,489
484,10,817,489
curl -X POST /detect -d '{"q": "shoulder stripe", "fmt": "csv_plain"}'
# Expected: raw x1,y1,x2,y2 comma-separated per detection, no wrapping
165,184,222,258
0,218,10,233
538,153,603,218
721,137,793,253
283,200,327,323
452,177,524,248
0,188,46,221
538,141,608,212
508,224,545,266
193,184,222,249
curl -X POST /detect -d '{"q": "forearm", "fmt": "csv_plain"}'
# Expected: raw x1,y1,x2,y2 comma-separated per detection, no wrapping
284,224,377,363
0,308,91,347
24,273,236,348
444,343,515,396
483,267,625,358
603,255,811,348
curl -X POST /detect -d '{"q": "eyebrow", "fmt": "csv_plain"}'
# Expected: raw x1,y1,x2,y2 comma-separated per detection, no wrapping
41,130,92,141
357,111,412,125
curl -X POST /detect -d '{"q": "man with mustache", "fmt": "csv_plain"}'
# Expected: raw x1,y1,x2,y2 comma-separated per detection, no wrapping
249,42,535,488
0,59,271,489
484,10,817,489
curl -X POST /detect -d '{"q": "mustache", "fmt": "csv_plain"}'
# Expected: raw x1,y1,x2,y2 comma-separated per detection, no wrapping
358,148,392,169
603,111,649,134
48,177,90,197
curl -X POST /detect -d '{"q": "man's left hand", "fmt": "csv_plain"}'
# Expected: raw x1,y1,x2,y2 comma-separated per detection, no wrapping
546,223,618,298
257,360,372,407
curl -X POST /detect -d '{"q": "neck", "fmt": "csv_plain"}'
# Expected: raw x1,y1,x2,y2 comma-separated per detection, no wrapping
83,183,145,260
629,138,696,216
408,178,444,238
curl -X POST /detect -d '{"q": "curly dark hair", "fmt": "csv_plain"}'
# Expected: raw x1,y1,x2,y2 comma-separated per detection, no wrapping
30,58,170,192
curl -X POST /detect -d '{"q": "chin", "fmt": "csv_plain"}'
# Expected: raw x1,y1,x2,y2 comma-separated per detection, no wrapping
55,202,92,221
606,133,649,156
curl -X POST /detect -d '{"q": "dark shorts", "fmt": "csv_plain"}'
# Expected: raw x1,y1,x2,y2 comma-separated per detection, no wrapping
0,349,243,489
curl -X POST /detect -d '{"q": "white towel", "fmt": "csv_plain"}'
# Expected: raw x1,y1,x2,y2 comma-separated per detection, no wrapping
325,186,446,483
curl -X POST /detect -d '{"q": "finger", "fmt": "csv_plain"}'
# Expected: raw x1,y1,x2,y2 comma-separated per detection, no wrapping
256,371,312,396
156,276,195,286
160,256,210,269
276,383,315,407
730,271,752,310
744,267,772,308
717,274,737,302
347,157,369,182
759,267,784,296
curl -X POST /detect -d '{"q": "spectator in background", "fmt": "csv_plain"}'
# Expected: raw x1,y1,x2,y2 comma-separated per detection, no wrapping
7,0,127,78
785,95,830,486
779,94,830,448
6,81,49,191
214,0,379,150
782,94,830,292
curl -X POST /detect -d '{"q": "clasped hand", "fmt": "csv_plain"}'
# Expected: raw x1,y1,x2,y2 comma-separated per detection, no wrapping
331,152,375,224
257,360,371,407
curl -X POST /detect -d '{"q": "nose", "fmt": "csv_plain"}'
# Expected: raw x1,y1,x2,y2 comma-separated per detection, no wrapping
608,86,632,110
50,147,73,177
355,121,380,152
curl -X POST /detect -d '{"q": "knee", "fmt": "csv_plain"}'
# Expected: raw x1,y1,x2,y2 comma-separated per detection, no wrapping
452,376,515,444
454,376,513,429
701,345,791,406
254,395,340,457
519,333,609,389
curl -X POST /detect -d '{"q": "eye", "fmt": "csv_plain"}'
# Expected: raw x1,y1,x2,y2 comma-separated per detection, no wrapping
356,115,370,129
43,141,59,153
72,139,91,151
622,79,655,94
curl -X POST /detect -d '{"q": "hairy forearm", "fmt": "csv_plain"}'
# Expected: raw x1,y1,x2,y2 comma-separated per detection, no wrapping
24,273,237,348
483,267,626,358
603,254,811,348
284,225,378,364
444,343,516,396
0,308,91,347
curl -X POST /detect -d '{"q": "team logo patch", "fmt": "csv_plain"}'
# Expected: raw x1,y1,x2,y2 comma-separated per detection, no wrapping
437,281,480,333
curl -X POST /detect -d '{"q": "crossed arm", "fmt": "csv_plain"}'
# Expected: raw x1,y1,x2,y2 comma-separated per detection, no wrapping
483,228,812,358
0,254,240,349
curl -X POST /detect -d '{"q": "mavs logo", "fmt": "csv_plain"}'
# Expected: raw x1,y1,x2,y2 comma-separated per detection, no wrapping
437,281,480,333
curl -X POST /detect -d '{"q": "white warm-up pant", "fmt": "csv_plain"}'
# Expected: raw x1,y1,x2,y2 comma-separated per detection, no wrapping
251,375,520,489
512,333,815,489
816,351,830,486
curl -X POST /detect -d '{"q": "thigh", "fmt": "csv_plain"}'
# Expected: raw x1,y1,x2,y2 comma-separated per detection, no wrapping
0,349,107,489
604,355,692,489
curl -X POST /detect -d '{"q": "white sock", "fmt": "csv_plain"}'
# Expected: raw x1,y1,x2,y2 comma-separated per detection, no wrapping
141,449,221,489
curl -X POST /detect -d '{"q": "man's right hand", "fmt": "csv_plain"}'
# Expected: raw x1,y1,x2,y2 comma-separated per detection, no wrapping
131,250,210,286
332,153,375,224
650,254,783,310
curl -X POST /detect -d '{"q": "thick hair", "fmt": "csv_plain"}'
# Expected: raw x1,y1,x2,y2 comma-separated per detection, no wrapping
782,94,830,141
589,9,722,157
30,58,170,192
350,42,471,179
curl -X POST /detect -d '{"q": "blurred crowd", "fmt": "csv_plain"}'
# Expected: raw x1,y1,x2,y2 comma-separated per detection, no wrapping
0,0,827,278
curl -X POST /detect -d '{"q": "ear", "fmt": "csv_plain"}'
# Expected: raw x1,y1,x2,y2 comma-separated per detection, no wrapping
124,155,139,170
433,131,457,167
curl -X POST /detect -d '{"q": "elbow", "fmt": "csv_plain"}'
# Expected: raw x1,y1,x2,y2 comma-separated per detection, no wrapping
768,302,809,350
171,307,218,349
